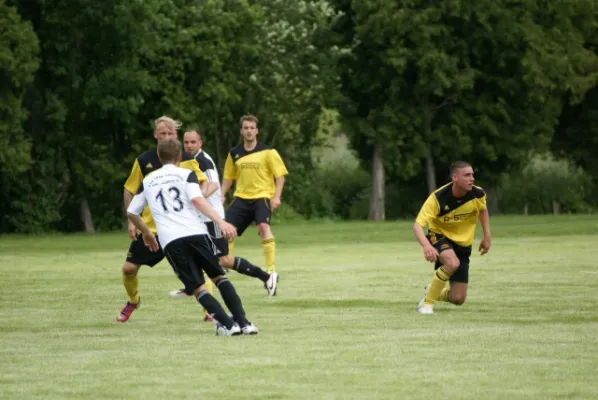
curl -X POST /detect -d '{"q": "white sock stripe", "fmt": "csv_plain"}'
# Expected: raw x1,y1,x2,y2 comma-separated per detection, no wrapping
216,277,229,287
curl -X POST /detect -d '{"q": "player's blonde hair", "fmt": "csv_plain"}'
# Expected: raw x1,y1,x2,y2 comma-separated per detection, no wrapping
154,115,182,132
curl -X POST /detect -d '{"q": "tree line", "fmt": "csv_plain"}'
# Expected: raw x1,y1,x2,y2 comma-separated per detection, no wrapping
1,0,597,234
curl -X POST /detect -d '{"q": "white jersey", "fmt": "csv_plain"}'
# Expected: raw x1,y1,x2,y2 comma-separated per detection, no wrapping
127,164,208,248
194,150,225,221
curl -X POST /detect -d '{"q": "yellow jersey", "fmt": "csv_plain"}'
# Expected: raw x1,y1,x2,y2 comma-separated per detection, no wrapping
415,182,487,247
223,143,288,199
124,149,207,234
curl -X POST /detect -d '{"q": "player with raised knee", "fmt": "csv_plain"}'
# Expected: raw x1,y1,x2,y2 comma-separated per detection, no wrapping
413,161,492,314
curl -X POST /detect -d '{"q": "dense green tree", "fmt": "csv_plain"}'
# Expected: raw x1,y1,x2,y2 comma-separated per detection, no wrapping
0,0,39,232
333,0,598,218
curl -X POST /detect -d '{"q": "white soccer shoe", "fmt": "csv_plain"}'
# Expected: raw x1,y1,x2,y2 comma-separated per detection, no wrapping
215,322,242,336
169,289,188,298
417,285,434,314
417,285,430,310
265,272,279,296
241,322,259,335
418,304,434,315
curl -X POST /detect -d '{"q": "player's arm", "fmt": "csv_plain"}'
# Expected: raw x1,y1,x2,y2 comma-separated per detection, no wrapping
478,196,491,255
123,159,144,239
202,166,220,198
126,183,159,252
221,152,237,204
413,195,440,262
185,172,237,241
268,150,289,209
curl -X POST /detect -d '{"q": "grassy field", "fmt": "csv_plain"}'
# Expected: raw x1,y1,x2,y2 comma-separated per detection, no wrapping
1,215,597,399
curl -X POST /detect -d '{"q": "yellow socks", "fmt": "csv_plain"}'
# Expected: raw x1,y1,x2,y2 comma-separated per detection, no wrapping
262,237,275,273
122,272,139,304
228,240,235,256
438,288,451,302
423,267,452,306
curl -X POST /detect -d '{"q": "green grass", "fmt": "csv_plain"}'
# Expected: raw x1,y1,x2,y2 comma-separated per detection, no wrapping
1,215,597,399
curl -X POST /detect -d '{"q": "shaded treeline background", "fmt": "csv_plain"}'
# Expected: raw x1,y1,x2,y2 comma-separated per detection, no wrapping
1,0,597,233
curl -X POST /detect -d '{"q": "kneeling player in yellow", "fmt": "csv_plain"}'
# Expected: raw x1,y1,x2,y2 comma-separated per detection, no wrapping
412,161,492,314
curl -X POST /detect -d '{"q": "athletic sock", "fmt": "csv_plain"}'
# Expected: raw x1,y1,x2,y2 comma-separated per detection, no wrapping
216,278,249,327
195,289,234,329
233,257,270,283
423,267,453,306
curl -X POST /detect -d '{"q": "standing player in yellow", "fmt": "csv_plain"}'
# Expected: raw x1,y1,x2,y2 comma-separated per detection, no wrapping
221,115,288,281
413,161,492,315
117,116,208,323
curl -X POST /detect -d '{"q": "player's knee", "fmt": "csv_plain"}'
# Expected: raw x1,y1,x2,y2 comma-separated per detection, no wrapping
257,223,271,237
444,258,460,272
122,262,140,276
452,294,467,306
218,255,234,269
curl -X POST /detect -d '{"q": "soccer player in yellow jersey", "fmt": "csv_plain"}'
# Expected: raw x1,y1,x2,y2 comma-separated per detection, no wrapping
413,161,492,315
221,115,288,279
116,116,209,323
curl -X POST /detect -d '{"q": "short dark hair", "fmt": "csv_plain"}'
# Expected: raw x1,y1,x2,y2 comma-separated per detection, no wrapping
240,115,259,127
158,139,182,164
450,161,472,174
184,127,201,141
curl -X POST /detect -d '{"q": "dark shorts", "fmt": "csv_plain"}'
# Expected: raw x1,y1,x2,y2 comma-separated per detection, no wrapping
163,234,227,295
427,231,472,283
126,233,164,267
225,197,271,236
206,221,229,257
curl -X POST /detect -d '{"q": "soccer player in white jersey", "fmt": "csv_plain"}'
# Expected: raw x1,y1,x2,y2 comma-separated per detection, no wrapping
168,129,278,297
126,139,258,336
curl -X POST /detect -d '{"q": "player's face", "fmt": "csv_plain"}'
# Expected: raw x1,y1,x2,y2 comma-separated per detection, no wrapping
154,123,177,143
453,166,475,192
183,131,202,154
240,121,258,142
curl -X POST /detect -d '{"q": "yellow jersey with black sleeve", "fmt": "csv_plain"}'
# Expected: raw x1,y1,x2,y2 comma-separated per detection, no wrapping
415,183,487,247
223,143,288,200
124,149,207,233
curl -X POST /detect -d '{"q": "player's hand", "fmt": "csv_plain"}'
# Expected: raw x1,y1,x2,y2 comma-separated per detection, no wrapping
127,221,139,241
142,232,159,252
218,221,238,241
479,236,491,255
423,245,439,262
270,196,281,210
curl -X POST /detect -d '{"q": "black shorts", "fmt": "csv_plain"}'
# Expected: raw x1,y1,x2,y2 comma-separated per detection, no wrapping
206,221,229,257
225,197,271,236
125,233,164,267
163,234,227,295
427,231,472,283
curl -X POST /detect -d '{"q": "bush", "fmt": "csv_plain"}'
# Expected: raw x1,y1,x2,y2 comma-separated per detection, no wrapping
498,154,594,214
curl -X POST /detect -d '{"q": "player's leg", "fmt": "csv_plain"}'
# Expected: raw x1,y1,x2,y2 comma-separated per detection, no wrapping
193,236,258,334
255,198,276,273
214,223,278,296
163,237,240,336
202,276,214,321
118,234,164,322
438,246,470,305
418,235,460,314
224,197,253,257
